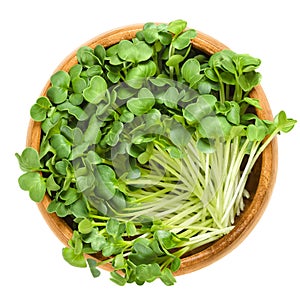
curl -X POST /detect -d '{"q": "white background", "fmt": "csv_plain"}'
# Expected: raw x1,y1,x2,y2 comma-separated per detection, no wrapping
1,0,300,299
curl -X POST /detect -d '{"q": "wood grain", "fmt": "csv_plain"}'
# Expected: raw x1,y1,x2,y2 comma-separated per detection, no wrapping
26,24,278,275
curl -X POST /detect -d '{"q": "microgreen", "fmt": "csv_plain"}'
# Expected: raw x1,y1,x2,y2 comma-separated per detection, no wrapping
83,75,107,104
15,147,41,172
47,70,70,104
30,97,52,121
62,243,87,268
117,40,153,64
18,172,46,202
127,88,155,115
16,19,296,286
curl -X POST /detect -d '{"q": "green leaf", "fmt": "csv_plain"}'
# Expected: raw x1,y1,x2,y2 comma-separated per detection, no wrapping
101,121,123,147
109,190,126,212
154,230,177,250
126,61,157,88
86,151,102,165
47,200,68,217
50,134,71,159
86,65,103,77
95,165,117,200
204,68,219,82
76,172,95,193
170,257,181,272
110,271,127,286
69,64,83,79
68,231,83,255
227,102,240,125
82,114,101,144
18,172,40,191
167,19,187,35
94,45,106,65
47,71,70,104
106,218,120,236
246,124,267,141
47,86,68,104
30,97,52,121
112,253,127,270
83,76,107,104
127,88,155,116
136,263,161,282
238,71,261,92
41,115,63,141
159,86,180,109
60,187,80,205
198,81,212,94
102,241,122,257
209,50,235,70
69,198,89,218
166,54,184,67
143,109,162,128
167,146,184,158
118,40,153,64
233,54,261,73
77,46,100,67
183,95,217,124
172,29,196,50
116,40,133,61
198,116,232,139
72,77,87,94
50,70,70,88
78,219,94,234
137,151,151,164
120,109,135,123
149,240,165,256
228,125,246,140
107,53,123,66
15,147,40,172
30,181,46,203
115,85,137,100
215,101,231,115
18,172,46,202
92,235,106,252
242,97,262,109
143,28,159,43
160,268,176,286
274,111,297,133
62,247,87,268
126,221,137,236
181,58,201,84
57,101,88,121
129,239,157,265
87,258,101,278
197,138,215,153
46,174,60,194
55,159,69,175
82,228,106,251
169,124,191,147
220,71,236,84
70,142,89,161
107,72,120,84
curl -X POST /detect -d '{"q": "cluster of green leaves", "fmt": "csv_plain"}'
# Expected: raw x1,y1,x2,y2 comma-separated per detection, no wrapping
62,216,184,285
16,19,296,286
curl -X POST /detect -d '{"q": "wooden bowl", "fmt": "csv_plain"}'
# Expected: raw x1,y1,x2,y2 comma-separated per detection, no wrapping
26,24,278,276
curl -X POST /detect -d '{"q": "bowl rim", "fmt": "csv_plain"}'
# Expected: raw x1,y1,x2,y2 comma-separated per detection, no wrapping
26,23,278,275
